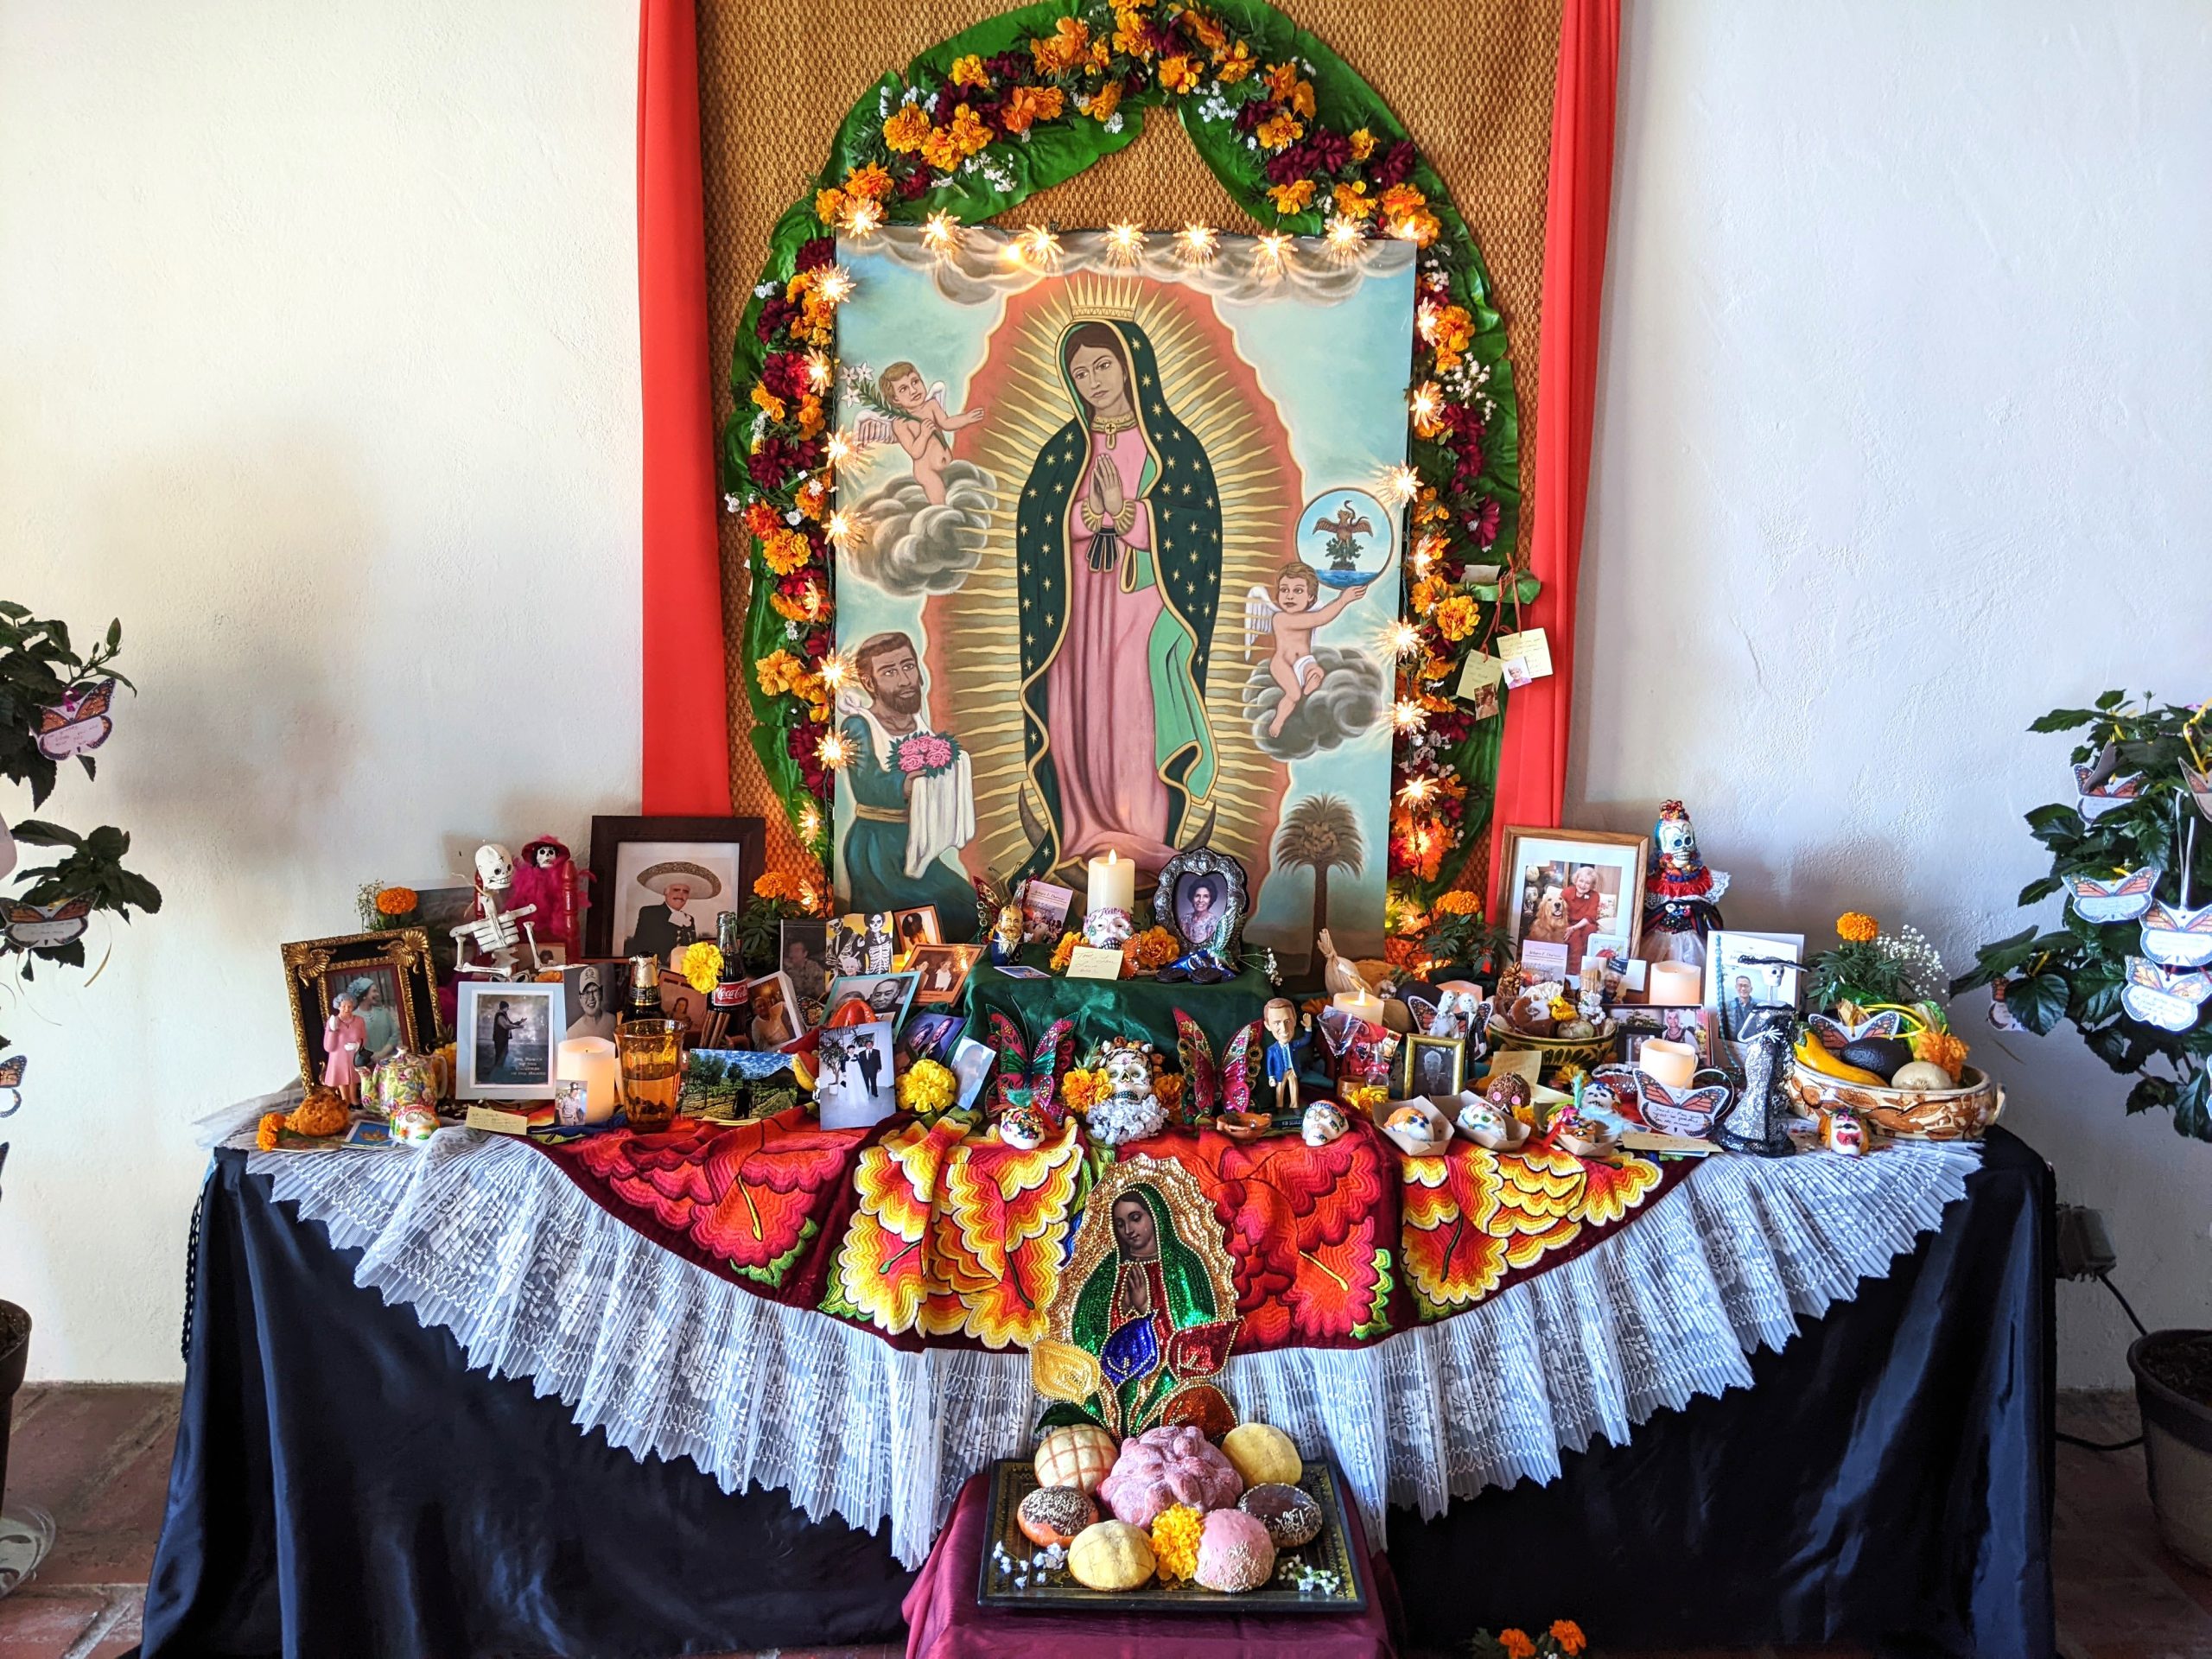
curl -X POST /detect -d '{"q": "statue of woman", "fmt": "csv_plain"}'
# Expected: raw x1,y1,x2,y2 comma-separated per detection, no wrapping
1014,319,1223,874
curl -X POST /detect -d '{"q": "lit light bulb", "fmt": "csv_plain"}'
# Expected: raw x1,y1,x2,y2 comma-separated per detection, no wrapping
1386,620,1421,658
805,352,833,391
819,654,849,689
1022,224,1061,266
827,512,855,548
1393,698,1427,732
1106,221,1147,261
824,431,853,466
1389,219,1422,242
843,197,884,237
817,731,853,769
1178,222,1218,260
1325,216,1363,251
1399,777,1434,804
1409,383,1440,425
816,266,855,304
1385,464,1421,503
1412,535,1440,575
1255,232,1289,271
921,211,957,252
798,805,822,839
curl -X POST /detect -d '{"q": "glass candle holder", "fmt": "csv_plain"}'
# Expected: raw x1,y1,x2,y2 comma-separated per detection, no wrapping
615,1019,682,1132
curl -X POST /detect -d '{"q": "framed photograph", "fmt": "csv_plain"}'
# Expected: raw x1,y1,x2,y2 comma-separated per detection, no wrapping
893,906,943,960
1404,1033,1467,1102
586,815,767,960
831,912,898,976
824,970,919,1034
556,959,629,1041
745,970,804,1049
410,884,479,983
817,1019,899,1129
1020,880,1074,944
1152,849,1249,958
1619,1006,1714,1067
778,919,831,1009
456,978,566,1100
899,1009,966,1066
657,970,712,1036
908,942,980,1007
1705,931,1806,1043
1495,827,1649,977
282,929,441,1088
950,1037,995,1112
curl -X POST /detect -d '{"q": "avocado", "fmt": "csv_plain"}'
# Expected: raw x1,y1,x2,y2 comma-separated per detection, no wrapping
1838,1036,1915,1081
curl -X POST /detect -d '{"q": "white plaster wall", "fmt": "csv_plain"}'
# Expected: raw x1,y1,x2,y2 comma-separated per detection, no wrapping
3,1,2206,1388
0,3,641,1377
1579,3,2212,1386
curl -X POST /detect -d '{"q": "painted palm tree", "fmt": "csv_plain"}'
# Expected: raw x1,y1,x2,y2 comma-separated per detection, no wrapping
1274,795,1365,946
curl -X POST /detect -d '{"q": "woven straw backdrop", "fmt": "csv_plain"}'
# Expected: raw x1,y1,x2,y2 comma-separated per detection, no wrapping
699,0,1563,875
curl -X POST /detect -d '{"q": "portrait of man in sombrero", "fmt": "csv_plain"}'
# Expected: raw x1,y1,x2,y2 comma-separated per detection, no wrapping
621,859,722,963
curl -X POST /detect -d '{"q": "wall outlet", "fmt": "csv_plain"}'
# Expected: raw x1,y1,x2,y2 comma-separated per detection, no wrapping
2056,1203,2118,1280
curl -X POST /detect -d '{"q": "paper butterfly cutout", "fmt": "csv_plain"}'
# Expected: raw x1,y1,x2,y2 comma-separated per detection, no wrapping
2120,958,2212,1033
2186,764,2212,825
2140,903,2212,970
2075,750,2145,820
1587,1062,1729,1137
0,1052,22,1119
1172,1007,1256,1119
3,899,92,951
2069,867,2162,925
1806,1008,1904,1052
35,677,116,761
985,1012,1074,1122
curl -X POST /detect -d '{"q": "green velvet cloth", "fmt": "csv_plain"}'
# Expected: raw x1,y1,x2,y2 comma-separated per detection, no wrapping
957,947,1274,1058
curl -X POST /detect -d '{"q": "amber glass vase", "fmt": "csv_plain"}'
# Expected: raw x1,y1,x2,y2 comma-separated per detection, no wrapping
616,1019,682,1131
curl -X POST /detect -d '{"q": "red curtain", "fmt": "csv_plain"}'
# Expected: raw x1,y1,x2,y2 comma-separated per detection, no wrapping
1488,0,1621,874
637,0,732,814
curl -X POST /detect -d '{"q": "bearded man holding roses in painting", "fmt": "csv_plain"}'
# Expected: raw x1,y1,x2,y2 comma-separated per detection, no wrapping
838,631,977,938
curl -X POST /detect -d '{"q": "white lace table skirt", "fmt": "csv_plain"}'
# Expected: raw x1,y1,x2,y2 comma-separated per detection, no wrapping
248,1132,1980,1567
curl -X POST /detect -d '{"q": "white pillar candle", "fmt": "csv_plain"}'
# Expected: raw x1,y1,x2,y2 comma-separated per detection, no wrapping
1637,1038,1698,1093
1332,988,1384,1026
557,1036,620,1123
1647,961,1702,1007
1085,849,1136,917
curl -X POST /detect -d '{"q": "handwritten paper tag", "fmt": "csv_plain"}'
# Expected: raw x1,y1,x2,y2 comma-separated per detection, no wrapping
1065,945,1126,981
1456,652,1503,699
464,1104,532,1135
1484,1049,1543,1085
1497,628,1554,686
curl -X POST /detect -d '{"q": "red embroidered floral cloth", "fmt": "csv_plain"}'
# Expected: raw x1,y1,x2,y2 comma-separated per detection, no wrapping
537,1108,1689,1354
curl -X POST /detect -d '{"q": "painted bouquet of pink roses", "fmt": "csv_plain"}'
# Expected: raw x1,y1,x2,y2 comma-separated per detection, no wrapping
891,731,959,780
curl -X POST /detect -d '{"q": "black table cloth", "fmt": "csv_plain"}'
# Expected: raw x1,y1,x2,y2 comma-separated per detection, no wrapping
135,1130,2051,1658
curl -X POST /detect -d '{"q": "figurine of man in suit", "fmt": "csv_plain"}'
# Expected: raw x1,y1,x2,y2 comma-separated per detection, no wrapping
1262,996,1312,1115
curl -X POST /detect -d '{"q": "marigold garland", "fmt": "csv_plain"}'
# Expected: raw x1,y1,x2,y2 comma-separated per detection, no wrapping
722,0,1528,904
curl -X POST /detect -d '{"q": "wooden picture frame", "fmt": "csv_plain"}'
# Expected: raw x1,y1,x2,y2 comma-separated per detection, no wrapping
585,814,768,959
1493,826,1650,976
281,929,441,1088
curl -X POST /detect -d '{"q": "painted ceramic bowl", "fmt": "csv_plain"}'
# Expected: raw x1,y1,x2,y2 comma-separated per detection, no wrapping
1484,1018,1620,1084
1213,1110,1272,1143
1784,1062,2002,1141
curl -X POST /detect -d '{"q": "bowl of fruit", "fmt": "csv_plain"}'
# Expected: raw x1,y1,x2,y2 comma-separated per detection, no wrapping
1785,1006,2001,1141
1484,982,1619,1084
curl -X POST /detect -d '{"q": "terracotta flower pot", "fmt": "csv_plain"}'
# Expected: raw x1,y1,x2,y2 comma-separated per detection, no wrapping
2130,1331,2212,1573
0,1301,28,1516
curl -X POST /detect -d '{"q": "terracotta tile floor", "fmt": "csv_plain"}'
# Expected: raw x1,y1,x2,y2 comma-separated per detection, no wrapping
0,1384,2196,1657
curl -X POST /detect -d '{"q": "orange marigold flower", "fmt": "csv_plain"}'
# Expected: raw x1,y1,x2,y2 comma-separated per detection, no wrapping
1378,181,1427,219
1395,208,1441,246
1002,84,1065,132
257,1111,287,1152
883,105,931,153
1159,54,1201,93
754,870,800,901
1153,1074,1184,1111
1125,926,1179,973
845,162,893,200
374,886,419,917
1263,60,1300,99
1409,575,1447,615
794,478,829,520
754,648,804,697
1333,181,1376,220
761,527,814,576
920,124,964,173
1212,41,1255,82
1031,16,1090,73
1049,931,1080,974
1348,126,1377,161
1434,889,1483,917
796,393,825,438
1087,80,1122,121
1433,595,1478,641
751,384,788,422
768,585,822,623
1113,15,1154,58
1910,1028,1970,1081
1256,110,1305,150
1267,178,1315,216
1499,1632,1535,1659
949,53,989,89
813,186,846,226
1549,1618,1587,1656
1185,11,1227,49
1836,911,1879,944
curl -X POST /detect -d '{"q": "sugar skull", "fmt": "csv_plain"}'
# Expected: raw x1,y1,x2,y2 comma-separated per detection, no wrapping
1301,1099,1347,1147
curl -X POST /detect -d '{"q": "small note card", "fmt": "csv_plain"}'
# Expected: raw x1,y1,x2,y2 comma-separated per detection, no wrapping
464,1104,533,1136
1065,946,1126,981
1496,628,1554,687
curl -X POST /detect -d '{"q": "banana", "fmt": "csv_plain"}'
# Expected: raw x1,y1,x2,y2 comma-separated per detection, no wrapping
1794,1037,1889,1087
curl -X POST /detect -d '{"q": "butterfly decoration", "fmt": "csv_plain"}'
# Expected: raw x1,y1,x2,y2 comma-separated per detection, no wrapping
2068,867,2162,925
985,1012,1074,1122
2075,751,2146,821
1986,980,2021,1031
35,677,117,761
2119,958,2212,1033
4,899,92,951
1586,1062,1731,1138
2139,905,2212,971
1405,990,1491,1044
0,1053,22,1119
1805,1008,1905,1052
2186,765,2212,824
1172,1008,1255,1120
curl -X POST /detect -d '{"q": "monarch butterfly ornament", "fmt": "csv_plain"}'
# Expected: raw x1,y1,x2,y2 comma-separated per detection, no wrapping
2119,958,2212,1033
2068,868,2161,925
35,677,117,760
4,898,92,951
0,1052,23,1118
2140,902,2212,970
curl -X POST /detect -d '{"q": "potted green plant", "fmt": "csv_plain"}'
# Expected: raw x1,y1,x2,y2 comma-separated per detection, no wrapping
1955,690,2212,1566
0,601,162,1541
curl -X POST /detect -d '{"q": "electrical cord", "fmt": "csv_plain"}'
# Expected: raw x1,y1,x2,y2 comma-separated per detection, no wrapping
2056,1272,2148,1452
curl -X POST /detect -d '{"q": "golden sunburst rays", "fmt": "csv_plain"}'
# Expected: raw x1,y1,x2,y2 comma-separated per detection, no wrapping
927,275,1291,875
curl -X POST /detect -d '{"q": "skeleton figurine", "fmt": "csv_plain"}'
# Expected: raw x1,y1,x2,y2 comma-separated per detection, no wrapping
450,842,542,981
1711,1007,1796,1157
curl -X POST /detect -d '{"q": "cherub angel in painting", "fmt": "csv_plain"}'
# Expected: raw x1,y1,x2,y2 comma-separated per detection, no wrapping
1242,558,1385,739
862,360,985,507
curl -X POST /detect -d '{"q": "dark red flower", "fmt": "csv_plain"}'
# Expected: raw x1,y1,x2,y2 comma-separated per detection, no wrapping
794,238,835,273
897,167,931,200
760,352,808,402
1466,497,1502,548
1371,139,1416,188
1305,128,1351,175
1264,143,1313,186
1234,99,1268,134
756,296,794,343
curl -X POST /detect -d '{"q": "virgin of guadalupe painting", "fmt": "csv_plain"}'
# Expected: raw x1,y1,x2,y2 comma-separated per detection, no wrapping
1031,1157,1242,1437
832,228,1414,963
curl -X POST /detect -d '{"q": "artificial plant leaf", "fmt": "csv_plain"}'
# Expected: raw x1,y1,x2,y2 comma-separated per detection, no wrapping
2011,972,2071,1035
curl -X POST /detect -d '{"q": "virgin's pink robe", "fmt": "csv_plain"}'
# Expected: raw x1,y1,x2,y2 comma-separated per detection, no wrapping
1043,426,1175,866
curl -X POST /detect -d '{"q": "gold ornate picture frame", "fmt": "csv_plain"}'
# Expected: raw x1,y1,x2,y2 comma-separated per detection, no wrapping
280,928,440,1087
